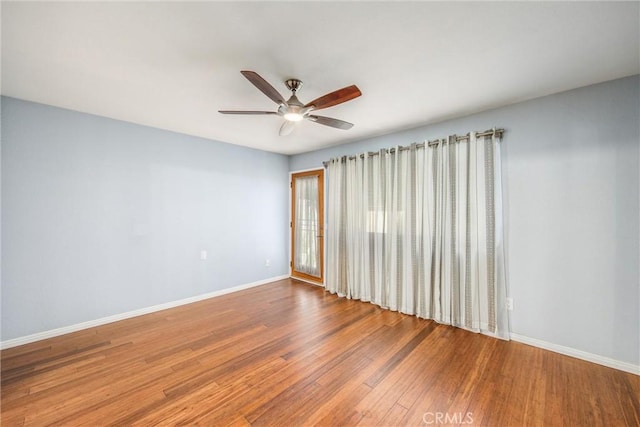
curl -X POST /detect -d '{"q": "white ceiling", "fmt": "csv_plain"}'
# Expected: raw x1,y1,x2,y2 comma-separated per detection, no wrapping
2,2,639,155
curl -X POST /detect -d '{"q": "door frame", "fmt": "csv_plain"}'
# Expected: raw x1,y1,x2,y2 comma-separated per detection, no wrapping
289,168,325,286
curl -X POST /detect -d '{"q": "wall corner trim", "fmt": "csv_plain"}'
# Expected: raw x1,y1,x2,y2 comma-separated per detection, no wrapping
0,275,289,350
510,333,640,376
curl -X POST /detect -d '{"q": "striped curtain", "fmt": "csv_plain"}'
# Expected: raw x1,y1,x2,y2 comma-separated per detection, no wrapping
326,132,509,339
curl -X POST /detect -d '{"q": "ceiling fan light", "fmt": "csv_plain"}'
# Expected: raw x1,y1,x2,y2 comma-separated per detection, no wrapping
284,112,304,122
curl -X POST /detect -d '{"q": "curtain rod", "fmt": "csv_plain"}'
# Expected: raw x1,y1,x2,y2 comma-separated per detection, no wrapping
322,127,504,167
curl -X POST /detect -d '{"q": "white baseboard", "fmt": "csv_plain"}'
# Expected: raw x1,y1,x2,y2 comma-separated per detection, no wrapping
4,281,637,377
510,333,639,376
0,275,289,350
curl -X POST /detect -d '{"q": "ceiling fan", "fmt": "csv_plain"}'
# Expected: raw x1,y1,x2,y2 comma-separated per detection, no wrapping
219,71,362,136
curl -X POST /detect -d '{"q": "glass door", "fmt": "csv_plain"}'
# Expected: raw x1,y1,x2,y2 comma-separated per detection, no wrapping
291,169,324,284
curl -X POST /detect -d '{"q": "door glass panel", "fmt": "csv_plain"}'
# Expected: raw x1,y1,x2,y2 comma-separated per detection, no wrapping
294,175,320,277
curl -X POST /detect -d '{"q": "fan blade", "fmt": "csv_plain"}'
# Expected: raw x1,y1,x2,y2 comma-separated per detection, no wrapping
304,85,361,110
279,120,296,136
241,71,286,105
308,115,354,130
218,110,277,115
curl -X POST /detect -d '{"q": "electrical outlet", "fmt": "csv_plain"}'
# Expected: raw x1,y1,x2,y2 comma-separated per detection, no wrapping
506,297,513,311
265,259,271,267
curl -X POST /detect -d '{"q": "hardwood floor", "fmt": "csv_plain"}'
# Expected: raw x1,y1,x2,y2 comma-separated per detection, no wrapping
2,278,639,426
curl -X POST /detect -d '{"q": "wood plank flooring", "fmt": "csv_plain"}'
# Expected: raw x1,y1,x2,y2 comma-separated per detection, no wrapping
2,278,639,426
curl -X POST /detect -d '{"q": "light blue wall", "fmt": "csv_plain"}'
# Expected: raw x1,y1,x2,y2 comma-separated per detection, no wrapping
290,75,640,366
1,97,289,340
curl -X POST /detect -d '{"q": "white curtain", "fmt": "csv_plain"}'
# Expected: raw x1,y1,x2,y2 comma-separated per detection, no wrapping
326,132,509,339
294,175,320,277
